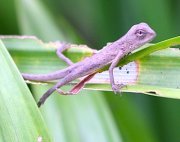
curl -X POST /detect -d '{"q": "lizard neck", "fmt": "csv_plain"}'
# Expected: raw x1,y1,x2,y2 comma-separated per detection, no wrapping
116,35,141,53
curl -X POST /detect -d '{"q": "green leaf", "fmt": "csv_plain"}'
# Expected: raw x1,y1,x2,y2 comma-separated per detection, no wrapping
0,40,52,142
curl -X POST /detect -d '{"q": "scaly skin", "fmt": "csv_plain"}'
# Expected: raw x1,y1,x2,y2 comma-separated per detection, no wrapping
22,22,156,107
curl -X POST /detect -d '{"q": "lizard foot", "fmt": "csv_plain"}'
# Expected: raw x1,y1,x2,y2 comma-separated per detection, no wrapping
56,88,74,95
111,84,126,94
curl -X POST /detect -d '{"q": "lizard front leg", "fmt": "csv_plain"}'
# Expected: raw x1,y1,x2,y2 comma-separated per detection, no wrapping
56,42,74,66
109,51,125,94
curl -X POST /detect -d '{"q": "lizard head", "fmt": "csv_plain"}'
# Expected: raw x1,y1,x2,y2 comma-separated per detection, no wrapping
124,22,156,49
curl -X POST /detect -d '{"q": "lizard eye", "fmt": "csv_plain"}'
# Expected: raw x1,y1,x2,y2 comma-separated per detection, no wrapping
135,29,146,38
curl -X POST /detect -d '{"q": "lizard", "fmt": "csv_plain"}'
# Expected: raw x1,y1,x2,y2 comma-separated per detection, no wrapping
22,22,156,107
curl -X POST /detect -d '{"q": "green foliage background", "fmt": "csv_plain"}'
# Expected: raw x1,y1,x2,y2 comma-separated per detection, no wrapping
0,0,180,142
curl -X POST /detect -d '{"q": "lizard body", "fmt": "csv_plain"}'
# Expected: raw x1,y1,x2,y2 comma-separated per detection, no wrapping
22,40,122,81
22,22,156,107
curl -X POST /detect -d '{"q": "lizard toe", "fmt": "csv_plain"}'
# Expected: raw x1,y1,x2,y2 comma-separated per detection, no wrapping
56,88,74,95
112,84,126,95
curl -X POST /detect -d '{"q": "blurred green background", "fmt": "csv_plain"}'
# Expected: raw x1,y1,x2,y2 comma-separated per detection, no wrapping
0,0,180,142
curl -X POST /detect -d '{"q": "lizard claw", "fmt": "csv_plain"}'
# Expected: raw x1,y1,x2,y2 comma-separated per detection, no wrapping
111,84,126,94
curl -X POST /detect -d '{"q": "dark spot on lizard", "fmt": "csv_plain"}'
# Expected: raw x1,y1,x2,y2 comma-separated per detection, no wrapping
126,71,129,74
127,52,131,55
111,54,115,57
119,67,122,70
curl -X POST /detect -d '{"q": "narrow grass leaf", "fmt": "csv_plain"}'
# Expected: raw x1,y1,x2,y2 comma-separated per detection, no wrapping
0,40,52,142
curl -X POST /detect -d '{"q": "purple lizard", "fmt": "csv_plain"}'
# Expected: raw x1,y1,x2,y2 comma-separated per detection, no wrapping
22,22,156,107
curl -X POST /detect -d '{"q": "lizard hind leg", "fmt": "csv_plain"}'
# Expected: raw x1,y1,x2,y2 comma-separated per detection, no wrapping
55,72,97,95
56,42,74,66
69,72,96,94
54,74,94,96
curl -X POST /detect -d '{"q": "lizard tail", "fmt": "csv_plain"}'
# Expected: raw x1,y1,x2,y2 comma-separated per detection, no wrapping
22,68,70,81
37,87,56,107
